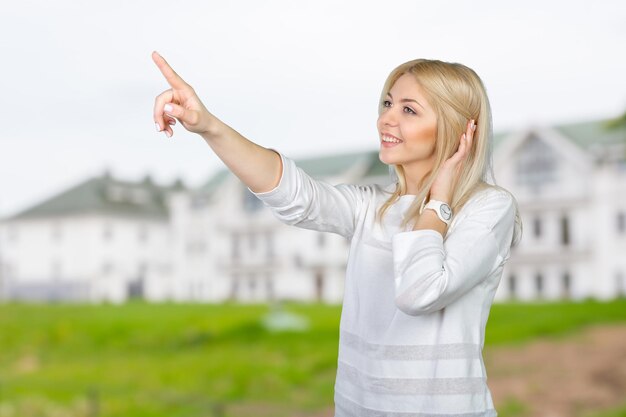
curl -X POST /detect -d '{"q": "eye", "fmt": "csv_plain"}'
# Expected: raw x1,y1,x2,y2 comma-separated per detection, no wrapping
403,106,416,115
382,100,391,107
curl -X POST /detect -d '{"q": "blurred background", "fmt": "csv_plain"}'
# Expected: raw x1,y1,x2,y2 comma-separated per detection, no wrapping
0,0,625,416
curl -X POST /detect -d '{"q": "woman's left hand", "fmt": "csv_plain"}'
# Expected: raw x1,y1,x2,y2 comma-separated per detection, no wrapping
428,119,476,203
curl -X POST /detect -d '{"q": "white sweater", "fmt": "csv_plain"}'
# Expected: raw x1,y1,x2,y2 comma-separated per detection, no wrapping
251,152,518,417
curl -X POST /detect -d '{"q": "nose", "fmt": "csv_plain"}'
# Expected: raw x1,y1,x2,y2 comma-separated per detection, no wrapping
378,107,398,127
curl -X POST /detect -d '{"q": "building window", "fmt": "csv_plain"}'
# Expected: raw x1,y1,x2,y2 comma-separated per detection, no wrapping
130,188,150,205
8,226,18,243
249,232,257,250
231,233,240,260
560,215,570,246
248,274,257,295
294,254,303,269
617,212,625,234
102,262,113,275
230,274,240,300
266,232,274,260
535,273,543,298
616,271,625,297
138,225,148,243
187,240,206,255
508,274,516,299
265,273,274,301
52,261,62,280
137,262,147,278
515,135,558,190
562,271,571,299
103,223,113,241
242,189,263,213
51,223,62,242
315,270,324,302
533,216,542,238
4,263,14,279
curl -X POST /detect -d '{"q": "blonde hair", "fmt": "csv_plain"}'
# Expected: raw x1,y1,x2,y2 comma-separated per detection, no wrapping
376,59,522,246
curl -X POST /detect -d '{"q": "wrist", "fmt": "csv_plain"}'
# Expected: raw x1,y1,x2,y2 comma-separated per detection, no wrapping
199,117,227,141
421,199,453,225
428,194,451,205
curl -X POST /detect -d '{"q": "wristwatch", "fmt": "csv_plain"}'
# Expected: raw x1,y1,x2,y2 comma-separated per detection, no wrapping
421,199,453,225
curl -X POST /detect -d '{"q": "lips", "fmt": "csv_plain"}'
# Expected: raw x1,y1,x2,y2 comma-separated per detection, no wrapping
381,133,403,144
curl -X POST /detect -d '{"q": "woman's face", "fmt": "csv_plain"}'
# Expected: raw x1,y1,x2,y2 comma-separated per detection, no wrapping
377,73,438,178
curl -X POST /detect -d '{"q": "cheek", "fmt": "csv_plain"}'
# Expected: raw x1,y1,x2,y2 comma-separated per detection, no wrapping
405,125,437,148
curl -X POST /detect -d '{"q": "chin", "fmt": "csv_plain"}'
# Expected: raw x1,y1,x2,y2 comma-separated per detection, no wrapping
379,149,401,166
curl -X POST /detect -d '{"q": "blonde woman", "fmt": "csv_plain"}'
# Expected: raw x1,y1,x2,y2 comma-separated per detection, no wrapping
152,51,522,417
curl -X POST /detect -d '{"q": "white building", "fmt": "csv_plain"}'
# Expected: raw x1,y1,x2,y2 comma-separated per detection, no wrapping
0,173,183,303
493,119,626,301
1,117,625,303
185,151,388,304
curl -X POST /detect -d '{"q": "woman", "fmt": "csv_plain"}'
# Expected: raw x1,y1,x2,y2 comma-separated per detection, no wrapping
152,51,522,416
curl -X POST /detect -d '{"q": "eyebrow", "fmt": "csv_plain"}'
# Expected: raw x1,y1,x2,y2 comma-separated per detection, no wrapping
386,92,425,110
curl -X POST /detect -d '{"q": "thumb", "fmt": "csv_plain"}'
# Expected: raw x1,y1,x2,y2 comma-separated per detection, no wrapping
163,102,200,127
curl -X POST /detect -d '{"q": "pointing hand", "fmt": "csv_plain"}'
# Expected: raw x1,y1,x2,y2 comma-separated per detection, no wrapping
152,51,215,137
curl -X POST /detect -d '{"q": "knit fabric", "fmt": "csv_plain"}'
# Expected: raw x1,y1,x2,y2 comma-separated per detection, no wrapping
251,152,517,416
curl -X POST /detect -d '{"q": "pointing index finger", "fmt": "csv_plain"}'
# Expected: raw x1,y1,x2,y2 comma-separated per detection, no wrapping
152,51,188,89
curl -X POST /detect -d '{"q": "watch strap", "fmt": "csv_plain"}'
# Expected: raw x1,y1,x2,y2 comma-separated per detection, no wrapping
422,199,453,225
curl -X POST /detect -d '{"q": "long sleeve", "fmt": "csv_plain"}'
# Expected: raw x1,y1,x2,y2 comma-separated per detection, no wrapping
391,189,516,316
250,151,365,239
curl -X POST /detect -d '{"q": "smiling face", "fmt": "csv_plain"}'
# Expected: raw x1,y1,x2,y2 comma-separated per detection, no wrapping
377,73,438,185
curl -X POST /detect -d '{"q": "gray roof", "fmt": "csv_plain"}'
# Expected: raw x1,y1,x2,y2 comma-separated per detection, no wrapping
198,150,387,198
6,173,182,221
199,116,625,197
555,118,626,149
295,151,372,177
492,117,626,149
8,117,623,220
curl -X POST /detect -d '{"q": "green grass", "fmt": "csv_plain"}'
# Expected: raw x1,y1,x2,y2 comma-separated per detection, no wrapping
486,298,626,345
0,298,625,417
585,404,626,417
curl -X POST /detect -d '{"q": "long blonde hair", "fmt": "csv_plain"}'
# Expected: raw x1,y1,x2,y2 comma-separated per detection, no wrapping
376,59,522,246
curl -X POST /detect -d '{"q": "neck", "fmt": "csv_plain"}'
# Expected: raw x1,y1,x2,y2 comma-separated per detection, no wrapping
401,161,434,196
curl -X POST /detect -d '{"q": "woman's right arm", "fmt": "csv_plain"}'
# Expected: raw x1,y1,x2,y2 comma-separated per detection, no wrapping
152,51,282,194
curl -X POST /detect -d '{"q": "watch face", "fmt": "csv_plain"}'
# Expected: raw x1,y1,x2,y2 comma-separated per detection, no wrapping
440,204,452,220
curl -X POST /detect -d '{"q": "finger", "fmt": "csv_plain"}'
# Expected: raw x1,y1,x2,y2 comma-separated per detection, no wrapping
152,51,189,89
466,121,475,151
154,89,174,131
452,133,467,164
163,102,199,126
467,119,475,142
448,133,467,165
166,116,177,125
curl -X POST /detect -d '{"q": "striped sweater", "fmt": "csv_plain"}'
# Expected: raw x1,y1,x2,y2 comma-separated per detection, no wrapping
251,152,518,416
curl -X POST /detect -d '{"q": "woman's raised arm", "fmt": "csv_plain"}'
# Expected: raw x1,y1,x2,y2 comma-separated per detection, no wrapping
151,51,282,193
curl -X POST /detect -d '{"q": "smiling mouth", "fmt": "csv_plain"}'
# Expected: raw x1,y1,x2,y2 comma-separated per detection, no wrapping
381,134,403,144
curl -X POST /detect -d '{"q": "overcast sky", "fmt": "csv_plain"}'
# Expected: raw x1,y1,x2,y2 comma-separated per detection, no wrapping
1,0,624,218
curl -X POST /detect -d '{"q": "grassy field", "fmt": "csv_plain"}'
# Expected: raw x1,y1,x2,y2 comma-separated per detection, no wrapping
1,298,625,417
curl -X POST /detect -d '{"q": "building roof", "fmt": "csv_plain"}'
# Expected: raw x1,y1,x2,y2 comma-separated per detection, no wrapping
492,118,626,150
555,118,626,150
295,151,372,177
8,117,623,220
199,116,625,197
198,150,384,197
6,173,182,221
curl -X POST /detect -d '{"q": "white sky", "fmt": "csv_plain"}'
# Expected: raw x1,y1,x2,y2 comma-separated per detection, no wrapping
1,0,624,218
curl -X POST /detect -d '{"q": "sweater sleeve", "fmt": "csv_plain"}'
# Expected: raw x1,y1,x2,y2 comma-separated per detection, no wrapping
391,189,516,316
249,151,365,239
